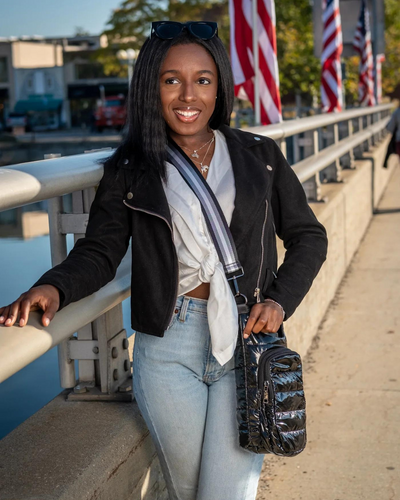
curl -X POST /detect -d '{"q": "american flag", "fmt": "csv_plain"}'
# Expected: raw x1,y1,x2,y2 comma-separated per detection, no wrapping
321,0,343,112
229,0,282,124
353,0,376,106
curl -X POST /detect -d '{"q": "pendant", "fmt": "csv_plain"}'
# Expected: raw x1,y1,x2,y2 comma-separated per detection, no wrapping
200,165,209,173
192,152,199,158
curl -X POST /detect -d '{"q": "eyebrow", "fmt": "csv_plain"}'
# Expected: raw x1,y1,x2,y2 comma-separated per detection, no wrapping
160,69,215,77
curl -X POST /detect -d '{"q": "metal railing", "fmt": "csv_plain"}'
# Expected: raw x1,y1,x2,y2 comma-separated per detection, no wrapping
0,103,393,398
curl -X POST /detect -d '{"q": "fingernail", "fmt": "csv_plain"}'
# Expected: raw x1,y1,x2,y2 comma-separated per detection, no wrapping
0,316,4,322
44,318,49,326
5,319,11,325
20,319,25,326
244,334,249,339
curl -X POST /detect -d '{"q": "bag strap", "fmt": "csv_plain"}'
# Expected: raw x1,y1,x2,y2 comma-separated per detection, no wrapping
166,138,244,282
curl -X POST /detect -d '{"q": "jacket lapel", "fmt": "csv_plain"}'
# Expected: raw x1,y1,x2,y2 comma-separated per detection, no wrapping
123,170,173,230
219,124,271,248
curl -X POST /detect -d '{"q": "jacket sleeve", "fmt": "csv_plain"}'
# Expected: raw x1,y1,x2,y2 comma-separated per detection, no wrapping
264,139,328,320
29,159,132,311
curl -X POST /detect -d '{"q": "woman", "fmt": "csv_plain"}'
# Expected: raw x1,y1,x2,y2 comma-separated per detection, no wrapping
0,22,328,500
384,104,400,168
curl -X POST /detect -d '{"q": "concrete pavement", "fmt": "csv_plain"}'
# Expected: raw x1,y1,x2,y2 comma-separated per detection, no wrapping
257,161,400,500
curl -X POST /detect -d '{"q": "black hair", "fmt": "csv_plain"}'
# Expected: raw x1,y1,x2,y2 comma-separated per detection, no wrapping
99,29,234,182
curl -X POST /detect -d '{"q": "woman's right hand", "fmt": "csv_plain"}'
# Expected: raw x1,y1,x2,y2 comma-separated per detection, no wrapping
0,284,60,328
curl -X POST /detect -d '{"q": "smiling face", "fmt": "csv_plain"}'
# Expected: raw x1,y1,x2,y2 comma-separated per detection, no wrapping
159,43,218,141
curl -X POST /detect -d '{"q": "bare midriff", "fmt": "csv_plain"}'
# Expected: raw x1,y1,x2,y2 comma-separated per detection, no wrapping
185,282,210,300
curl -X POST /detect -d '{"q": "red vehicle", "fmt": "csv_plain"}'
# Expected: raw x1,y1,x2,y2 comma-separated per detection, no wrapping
94,94,127,132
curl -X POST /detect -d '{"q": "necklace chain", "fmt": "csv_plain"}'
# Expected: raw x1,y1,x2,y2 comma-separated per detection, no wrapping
179,133,214,159
191,135,215,176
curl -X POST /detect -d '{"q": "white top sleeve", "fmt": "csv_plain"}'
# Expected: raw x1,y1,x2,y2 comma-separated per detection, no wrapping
161,129,238,366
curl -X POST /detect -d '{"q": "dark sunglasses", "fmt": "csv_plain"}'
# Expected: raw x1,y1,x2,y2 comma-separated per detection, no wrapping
151,21,218,41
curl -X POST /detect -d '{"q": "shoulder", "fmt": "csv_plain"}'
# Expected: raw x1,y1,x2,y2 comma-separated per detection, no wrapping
217,124,278,152
93,141,133,192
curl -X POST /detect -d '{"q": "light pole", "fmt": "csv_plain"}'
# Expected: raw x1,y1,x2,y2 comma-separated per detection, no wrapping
116,49,140,87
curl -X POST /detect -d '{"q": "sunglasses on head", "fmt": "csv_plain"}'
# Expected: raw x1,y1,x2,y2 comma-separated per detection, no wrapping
151,21,218,41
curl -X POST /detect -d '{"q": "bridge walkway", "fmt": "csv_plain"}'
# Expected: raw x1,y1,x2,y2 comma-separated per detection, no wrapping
257,161,400,500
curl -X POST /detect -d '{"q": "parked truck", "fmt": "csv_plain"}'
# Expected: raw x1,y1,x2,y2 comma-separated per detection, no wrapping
94,94,127,133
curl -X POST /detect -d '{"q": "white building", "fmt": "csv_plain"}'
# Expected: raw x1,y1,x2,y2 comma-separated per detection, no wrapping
0,34,130,131
0,37,65,130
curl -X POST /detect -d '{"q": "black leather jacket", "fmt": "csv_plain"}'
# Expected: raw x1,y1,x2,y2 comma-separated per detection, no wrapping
31,124,328,336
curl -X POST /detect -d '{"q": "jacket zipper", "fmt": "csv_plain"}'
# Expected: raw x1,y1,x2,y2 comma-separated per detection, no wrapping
254,200,269,303
122,199,179,328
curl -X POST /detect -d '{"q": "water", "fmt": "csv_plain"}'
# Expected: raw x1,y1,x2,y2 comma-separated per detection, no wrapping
0,230,134,440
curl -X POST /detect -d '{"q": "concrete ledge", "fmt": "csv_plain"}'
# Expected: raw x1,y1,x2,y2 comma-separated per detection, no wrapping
0,136,397,500
0,385,168,500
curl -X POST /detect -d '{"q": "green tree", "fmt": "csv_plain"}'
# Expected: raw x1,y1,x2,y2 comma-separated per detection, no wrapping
93,0,164,77
94,0,398,104
275,0,320,103
74,27,91,37
94,0,320,103
342,56,359,107
382,0,400,96
94,0,229,77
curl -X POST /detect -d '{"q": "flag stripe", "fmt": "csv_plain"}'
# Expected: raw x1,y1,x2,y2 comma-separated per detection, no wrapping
321,0,343,113
352,0,376,106
229,0,282,125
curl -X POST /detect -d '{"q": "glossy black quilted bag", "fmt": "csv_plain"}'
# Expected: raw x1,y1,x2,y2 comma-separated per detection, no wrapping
235,303,307,456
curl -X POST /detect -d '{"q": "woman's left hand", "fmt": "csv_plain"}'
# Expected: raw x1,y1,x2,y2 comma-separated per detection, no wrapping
242,301,284,339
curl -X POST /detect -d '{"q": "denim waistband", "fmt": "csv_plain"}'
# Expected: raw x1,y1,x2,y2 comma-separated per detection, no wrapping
175,295,208,314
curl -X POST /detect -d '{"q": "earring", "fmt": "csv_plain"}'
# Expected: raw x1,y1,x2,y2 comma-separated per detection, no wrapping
215,96,218,99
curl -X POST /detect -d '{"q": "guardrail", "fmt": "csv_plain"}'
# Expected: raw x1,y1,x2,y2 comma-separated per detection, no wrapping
0,103,394,396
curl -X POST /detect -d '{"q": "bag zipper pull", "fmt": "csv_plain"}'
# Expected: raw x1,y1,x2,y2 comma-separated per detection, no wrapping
254,287,261,303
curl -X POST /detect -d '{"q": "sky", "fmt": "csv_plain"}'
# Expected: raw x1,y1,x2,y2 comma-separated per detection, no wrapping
0,0,122,38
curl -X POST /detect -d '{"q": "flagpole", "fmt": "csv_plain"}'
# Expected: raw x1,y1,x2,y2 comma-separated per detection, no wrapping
371,0,378,103
252,0,261,125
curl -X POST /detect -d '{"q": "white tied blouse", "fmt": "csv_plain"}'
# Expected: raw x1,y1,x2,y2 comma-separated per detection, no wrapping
162,129,238,366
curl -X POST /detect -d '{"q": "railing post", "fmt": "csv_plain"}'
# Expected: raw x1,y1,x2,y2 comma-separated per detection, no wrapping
293,134,301,164
366,114,373,148
344,119,356,169
70,188,98,390
377,111,382,140
313,129,319,156
333,123,342,180
356,116,366,157
44,153,77,389
302,129,322,201
319,124,342,183
278,138,287,159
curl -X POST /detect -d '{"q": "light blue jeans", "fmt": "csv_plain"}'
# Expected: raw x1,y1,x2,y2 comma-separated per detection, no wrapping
132,295,265,500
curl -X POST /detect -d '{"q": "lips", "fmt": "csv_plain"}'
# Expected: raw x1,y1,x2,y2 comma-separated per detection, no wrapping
173,107,202,123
